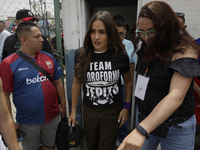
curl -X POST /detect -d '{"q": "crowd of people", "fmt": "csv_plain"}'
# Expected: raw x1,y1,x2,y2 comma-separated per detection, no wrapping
0,1,200,150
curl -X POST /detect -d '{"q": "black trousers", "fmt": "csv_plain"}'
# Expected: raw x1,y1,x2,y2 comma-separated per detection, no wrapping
83,104,122,150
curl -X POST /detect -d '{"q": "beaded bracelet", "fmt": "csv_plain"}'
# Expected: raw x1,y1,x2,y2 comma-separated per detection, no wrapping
123,102,131,110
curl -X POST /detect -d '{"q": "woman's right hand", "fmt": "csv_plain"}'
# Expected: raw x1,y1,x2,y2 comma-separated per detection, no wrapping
117,128,145,150
68,110,78,126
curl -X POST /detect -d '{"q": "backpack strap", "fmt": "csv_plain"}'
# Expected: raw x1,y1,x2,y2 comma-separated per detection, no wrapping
16,51,54,86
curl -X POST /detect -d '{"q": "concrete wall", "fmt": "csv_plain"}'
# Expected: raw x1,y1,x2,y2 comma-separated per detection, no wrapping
137,0,200,39
61,0,83,126
94,6,137,30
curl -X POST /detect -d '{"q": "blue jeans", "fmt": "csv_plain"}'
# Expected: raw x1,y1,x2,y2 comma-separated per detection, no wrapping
136,107,196,150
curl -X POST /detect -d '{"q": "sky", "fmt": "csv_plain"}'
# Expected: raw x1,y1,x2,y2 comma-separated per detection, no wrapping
0,0,55,20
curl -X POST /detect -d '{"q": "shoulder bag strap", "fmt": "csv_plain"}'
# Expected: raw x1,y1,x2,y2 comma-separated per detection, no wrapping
16,51,54,85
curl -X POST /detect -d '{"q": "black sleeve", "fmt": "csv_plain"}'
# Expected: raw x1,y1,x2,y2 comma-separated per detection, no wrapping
2,37,9,60
135,42,146,72
2,34,18,60
169,58,200,77
120,49,130,74
50,36,56,49
42,36,53,55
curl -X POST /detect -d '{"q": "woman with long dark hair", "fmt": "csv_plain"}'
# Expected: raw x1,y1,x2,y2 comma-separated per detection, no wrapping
118,1,200,150
68,10,133,150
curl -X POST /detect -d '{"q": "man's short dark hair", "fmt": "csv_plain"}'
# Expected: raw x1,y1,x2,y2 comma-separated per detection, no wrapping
16,21,38,41
175,12,185,24
0,21,5,27
114,15,126,28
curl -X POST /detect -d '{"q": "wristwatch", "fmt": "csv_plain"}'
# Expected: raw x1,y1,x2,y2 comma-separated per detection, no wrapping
136,125,149,139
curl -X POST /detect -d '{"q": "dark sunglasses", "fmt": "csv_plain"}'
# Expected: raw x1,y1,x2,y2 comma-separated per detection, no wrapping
175,12,185,18
119,32,125,37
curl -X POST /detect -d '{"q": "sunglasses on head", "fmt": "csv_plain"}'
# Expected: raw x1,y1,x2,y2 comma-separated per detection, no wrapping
175,12,185,18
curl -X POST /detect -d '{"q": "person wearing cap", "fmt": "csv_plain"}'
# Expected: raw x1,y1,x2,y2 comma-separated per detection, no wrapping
0,21,11,62
2,9,53,61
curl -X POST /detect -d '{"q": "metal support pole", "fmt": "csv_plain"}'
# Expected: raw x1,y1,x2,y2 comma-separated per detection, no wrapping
54,0,64,82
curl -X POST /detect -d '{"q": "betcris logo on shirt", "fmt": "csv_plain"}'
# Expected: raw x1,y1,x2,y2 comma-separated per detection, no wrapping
26,76,49,85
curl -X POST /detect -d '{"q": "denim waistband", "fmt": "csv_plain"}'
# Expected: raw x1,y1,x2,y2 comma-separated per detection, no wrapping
167,113,194,126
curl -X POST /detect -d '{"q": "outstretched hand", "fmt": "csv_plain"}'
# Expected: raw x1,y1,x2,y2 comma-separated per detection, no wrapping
117,129,145,150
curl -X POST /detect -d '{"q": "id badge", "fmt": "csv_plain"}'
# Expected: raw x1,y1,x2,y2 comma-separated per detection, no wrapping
134,74,150,101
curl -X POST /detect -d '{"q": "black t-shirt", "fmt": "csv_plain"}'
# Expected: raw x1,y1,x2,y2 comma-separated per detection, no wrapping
50,36,64,50
74,48,130,108
2,33,52,60
136,44,200,120
50,36,65,64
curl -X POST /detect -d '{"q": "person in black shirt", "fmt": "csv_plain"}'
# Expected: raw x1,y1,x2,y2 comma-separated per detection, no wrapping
118,1,200,150
2,9,52,60
50,35,65,65
68,10,133,150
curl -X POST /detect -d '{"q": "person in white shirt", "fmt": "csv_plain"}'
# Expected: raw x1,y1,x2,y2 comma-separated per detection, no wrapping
0,21,11,62
114,15,137,146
